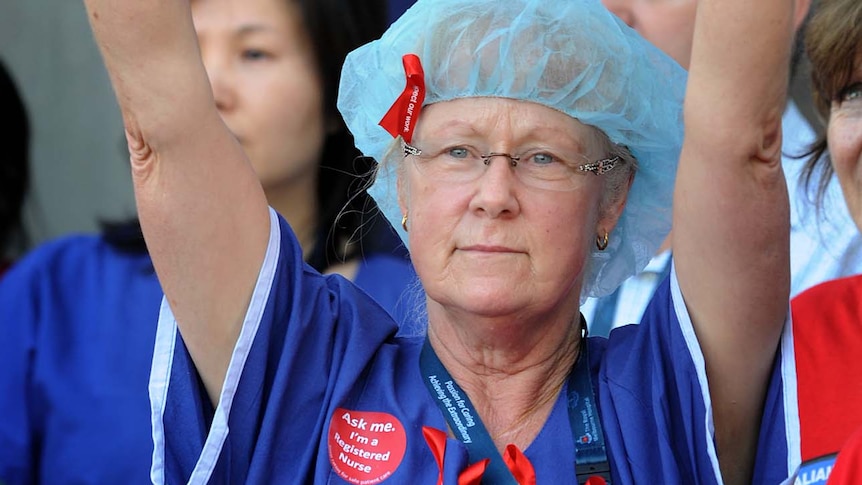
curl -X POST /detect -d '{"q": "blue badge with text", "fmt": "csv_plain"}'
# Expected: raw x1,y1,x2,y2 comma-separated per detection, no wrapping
794,453,837,485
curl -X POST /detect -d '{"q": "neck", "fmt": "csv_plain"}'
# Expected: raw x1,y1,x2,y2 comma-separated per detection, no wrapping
427,312,581,452
264,180,318,261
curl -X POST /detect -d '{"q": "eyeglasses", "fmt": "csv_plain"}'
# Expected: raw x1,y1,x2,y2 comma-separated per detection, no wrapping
401,139,619,191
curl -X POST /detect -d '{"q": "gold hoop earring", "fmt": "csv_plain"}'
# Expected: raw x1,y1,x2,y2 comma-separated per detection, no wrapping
596,230,609,251
401,213,408,232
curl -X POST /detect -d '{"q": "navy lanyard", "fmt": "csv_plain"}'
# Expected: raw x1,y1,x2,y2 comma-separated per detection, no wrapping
419,316,611,484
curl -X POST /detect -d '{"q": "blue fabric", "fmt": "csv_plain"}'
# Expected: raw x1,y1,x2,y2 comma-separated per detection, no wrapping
154,213,791,484
353,252,418,327
0,223,414,484
387,0,415,25
0,237,161,485
584,251,672,337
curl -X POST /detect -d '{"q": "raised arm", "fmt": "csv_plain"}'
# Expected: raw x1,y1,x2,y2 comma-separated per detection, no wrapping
83,0,270,404
674,0,794,483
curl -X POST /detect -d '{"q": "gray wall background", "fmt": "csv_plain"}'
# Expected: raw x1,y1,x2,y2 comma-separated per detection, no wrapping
2,0,136,257
0,1,820,257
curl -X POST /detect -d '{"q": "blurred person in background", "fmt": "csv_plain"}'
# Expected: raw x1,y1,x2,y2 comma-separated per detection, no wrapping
0,0,414,483
0,59,30,277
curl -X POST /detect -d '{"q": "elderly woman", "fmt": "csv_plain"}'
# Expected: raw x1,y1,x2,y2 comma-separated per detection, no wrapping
787,0,862,481
84,0,794,483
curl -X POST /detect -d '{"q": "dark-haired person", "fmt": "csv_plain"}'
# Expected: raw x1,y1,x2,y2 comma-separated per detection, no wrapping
0,60,30,277
0,0,414,483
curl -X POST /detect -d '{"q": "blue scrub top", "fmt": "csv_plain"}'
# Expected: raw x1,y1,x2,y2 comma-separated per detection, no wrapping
0,216,416,485
150,209,794,484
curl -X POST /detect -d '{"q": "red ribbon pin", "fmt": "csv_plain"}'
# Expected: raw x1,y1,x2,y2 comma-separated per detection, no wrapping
378,54,426,143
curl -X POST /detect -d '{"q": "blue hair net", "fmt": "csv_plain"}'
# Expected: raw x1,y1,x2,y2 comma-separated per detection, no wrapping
338,0,686,299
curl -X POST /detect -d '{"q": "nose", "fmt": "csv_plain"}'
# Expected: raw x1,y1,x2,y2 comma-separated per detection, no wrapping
469,156,521,219
602,0,636,28
202,54,236,113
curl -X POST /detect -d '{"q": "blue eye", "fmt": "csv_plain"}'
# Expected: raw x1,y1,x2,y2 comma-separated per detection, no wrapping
448,147,470,159
531,153,555,165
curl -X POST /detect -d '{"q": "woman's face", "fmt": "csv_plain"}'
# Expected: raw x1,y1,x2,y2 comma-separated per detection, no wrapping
192,0,325,192
399,98,624,320
828,57,862,231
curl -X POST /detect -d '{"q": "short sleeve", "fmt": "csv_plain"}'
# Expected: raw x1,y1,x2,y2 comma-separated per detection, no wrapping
149,208,401,484
598,263,791,484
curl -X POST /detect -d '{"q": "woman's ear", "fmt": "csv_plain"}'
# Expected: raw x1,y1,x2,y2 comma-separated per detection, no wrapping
597,171,634,235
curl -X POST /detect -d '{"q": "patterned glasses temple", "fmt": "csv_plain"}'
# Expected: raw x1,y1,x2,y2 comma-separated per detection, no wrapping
578,157,620,175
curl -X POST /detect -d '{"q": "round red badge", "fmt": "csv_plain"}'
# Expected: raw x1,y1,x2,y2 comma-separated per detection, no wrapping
328,408,407,484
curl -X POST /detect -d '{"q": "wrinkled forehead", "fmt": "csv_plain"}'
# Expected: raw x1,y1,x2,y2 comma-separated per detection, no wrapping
413,97,606,153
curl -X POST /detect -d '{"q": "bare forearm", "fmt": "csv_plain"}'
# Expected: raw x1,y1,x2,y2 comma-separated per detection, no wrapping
84,0,270,403
677,0,793,365
674,0,794,482
678,0,793,316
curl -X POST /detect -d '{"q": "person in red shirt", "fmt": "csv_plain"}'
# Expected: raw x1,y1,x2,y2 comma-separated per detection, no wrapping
826,428,862,483
786,0,862,481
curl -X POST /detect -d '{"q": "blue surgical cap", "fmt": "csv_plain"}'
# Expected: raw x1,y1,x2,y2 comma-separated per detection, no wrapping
338,0,686,299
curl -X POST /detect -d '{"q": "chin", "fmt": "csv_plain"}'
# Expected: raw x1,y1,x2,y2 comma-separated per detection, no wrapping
443,286,531,317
